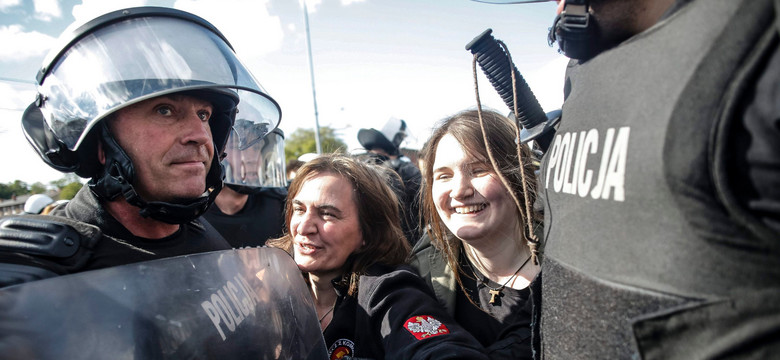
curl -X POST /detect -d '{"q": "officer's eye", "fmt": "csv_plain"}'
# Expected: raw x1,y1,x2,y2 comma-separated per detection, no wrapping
156,105,173,116
197,110,211,121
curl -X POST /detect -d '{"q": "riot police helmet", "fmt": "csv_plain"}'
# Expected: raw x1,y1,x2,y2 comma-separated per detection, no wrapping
21,7,282,223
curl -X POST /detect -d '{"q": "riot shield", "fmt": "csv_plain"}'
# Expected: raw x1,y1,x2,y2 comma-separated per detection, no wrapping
0,247,327,359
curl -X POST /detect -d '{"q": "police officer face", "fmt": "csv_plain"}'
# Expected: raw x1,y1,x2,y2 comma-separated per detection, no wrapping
104,94,215,202
290,172,363,277
431,134,520,245
239,141,264,185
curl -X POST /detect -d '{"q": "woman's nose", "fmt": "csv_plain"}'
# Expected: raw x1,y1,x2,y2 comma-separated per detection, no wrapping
294,211,318,235
450,173,474,199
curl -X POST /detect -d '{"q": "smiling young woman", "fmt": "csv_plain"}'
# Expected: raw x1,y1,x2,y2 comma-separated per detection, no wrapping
410,109,542,360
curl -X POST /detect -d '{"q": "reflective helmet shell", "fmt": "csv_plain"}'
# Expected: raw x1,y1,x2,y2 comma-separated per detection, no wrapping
22,6,281,178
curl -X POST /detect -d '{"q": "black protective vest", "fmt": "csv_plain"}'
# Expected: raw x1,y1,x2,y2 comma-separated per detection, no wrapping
539,0,780,358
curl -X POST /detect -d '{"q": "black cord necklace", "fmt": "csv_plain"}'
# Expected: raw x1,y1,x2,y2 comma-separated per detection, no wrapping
319,306,334,324
468,254,532,305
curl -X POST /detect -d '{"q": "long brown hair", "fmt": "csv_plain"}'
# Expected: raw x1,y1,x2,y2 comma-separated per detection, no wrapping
267,153,410,295
419,109,540,294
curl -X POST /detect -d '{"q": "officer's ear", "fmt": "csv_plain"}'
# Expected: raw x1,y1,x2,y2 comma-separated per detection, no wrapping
97,140,106,165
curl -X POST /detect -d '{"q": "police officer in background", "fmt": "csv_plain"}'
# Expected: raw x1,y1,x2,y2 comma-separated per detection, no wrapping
0,7,281,286
486,0,780,358
358,118,423,245
203,124,287,248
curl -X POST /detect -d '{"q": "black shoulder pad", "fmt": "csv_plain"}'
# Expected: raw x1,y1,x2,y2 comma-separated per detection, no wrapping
0,215,102,288
0,215,100,258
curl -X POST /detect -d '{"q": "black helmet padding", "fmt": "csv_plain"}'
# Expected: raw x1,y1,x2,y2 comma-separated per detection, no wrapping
22,103,99,178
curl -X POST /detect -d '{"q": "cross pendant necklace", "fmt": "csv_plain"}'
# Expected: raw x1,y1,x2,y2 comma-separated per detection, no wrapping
470,254,532,305
488,288,503,304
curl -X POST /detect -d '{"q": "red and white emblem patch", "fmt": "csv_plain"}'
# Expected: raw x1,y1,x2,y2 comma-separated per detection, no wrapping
328,338,354,360
403,315,450,340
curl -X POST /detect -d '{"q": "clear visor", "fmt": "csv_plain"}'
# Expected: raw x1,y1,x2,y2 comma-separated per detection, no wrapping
223,125,287,188
38,15,281,151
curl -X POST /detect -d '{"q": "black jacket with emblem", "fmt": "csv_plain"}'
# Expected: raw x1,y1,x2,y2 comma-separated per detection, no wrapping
409,234,538,360
322,263,488,360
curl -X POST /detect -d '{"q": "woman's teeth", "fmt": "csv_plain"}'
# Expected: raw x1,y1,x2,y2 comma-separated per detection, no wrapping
454,204,486,214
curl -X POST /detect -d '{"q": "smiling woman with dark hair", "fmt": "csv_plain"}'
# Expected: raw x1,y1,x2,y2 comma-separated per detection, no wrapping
267,153,487,360
410,109,542,360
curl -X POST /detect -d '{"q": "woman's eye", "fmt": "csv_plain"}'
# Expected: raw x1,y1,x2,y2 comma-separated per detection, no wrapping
197,110,211,121
470,165,492,176
434,173,451,181
292,206,305,214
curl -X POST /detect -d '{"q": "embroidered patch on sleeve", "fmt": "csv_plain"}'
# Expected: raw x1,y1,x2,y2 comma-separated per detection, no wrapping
328,339,355,360
403,315,450,340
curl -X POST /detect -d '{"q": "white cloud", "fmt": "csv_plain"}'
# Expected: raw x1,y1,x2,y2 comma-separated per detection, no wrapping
0,108,64,185
0,0,20,12
299,0,322,13
0,83,64,185
524,55,568,112
67,0,283,61
33,0,61,21
0,25,56,61
340,0,364,5
174,0,283,60
0,82,34,112
71,0,148,27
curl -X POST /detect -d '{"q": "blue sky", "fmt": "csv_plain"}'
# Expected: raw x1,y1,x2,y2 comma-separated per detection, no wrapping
0,0,565,185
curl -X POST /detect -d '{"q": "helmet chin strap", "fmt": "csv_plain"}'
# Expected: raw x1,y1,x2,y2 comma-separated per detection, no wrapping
548,0,602,61
89,122,224,225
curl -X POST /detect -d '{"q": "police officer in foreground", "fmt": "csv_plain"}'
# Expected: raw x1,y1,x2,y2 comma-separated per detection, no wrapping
486,0,780,358
0,7,281,286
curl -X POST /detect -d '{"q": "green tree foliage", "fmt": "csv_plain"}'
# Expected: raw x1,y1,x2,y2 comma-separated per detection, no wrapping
284,126,348,161
8,180,28,196
49,174,81,189
30,182,47,194
58,181,83,200
0,175,84,200
0,180,29,199
0,184,10,199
